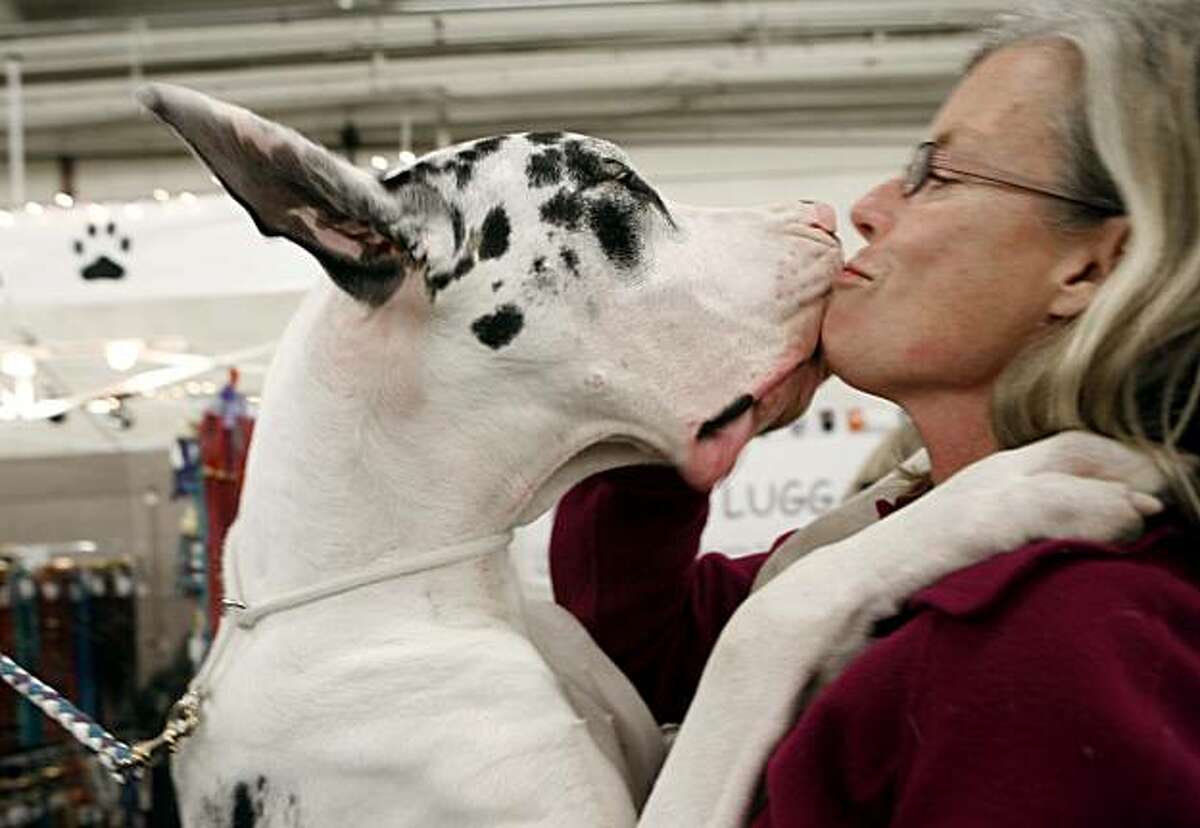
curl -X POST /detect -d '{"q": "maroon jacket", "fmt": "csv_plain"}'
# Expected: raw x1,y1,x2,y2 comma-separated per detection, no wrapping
551,465,1200,826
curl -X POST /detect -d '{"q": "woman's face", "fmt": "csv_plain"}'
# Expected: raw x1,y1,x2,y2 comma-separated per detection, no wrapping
822,42,1088,403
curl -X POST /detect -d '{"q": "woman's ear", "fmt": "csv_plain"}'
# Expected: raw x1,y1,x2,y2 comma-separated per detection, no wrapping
1048,216,1130,319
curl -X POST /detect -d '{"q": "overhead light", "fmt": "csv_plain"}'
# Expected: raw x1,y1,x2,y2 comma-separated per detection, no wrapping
87,202,111,221
370,155,389,171
397,150,417,166
0,350,36,379
180,191,198,204
153,188,170,202
53,192,74,208
336,0,355,9
105,339,144,372
23,202,43,216
86,397,118,415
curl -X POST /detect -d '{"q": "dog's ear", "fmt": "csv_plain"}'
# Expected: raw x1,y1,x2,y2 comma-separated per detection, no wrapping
138,83,447,307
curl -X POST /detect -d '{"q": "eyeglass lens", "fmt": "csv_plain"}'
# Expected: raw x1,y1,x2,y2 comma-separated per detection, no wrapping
903,143,933,197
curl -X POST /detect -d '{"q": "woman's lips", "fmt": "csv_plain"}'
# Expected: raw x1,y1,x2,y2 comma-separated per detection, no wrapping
839,263,873,283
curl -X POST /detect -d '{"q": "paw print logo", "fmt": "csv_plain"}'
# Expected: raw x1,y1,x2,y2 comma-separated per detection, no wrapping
74,220,132,281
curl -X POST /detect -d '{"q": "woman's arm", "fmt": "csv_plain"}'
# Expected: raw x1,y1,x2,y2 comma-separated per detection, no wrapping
551,465,783,723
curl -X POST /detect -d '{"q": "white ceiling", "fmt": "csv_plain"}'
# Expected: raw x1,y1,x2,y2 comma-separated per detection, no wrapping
0,1,1006,158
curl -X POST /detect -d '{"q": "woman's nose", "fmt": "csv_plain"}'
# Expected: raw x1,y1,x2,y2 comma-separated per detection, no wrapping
850,178,903,242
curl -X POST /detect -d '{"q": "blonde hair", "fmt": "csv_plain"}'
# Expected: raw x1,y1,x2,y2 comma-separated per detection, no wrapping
981,1,1200,520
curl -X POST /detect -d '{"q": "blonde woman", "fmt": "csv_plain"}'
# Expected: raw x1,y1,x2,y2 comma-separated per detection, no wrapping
552,1,1200,824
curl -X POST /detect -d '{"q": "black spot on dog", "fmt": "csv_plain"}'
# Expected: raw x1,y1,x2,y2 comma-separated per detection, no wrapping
563,140,607,190
312,249,404,308
382,158,443,191
450,160,474,189
526,131,564,145
697,394,755,440
530,256,556,294
479,206,511,260
526,149,563,188
382,166,415,190
472,136,507,158
540,189,585,230
492,280,504,292
232,782,257,828
472,304,525,350
427,256,475,298
404,161,438,186
450,205,465,250
588,197,641,269
560,246,580,276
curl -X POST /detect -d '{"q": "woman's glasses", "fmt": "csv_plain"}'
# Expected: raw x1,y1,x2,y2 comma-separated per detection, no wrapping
903,141,1124,214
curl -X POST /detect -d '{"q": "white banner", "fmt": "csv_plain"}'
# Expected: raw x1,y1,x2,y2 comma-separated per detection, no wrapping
0,194,319,307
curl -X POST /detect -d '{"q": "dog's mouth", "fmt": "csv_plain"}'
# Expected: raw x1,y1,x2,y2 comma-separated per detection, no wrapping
680,356,826,489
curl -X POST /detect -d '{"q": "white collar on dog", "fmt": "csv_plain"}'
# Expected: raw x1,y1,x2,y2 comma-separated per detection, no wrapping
222,532,512,630
167,532,512,756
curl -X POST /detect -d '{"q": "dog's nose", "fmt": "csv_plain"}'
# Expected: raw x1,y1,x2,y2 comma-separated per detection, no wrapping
806,202,839,238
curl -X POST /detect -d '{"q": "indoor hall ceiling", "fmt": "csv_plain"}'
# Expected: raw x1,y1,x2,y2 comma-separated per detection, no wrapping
0,1,1008,160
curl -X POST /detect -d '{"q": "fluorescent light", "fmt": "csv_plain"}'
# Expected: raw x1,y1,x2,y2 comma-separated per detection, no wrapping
0,351,36,379
23,202,43,216
105,339,143,372
53,192,75,208
86,397,118,414
153,188,170,202
370,154,389,171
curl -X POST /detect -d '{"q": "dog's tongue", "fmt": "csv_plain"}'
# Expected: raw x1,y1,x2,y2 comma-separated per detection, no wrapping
681,394,757,490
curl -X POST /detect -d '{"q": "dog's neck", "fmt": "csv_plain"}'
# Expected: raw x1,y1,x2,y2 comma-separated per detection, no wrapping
226,282,655,600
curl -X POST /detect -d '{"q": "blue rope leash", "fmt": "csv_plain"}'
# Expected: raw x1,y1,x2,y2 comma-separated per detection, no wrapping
0,651,198,784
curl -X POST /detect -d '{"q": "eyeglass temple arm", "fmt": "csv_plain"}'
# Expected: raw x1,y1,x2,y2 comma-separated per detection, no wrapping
930,150,1122,213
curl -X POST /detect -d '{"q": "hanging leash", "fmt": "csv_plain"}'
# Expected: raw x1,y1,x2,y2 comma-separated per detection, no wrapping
0,531,508,784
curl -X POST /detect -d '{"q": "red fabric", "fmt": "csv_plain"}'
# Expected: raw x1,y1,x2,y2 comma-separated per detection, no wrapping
551,466,1200,826
199,411,254,634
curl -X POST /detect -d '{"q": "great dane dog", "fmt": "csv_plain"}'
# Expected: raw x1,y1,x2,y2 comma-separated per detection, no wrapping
139,84,1161,827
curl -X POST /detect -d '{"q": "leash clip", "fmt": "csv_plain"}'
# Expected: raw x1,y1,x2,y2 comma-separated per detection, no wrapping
124,690,203,773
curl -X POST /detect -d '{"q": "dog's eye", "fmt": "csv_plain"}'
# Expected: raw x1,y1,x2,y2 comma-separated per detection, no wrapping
610,166,654,197
600,158,675,227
